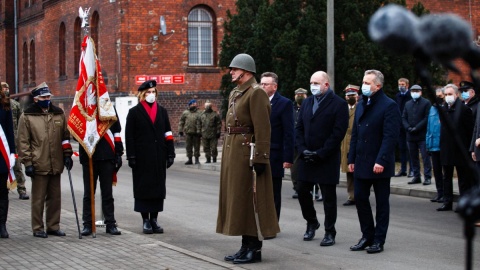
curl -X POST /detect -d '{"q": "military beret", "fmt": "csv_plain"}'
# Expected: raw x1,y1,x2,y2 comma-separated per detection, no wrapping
459,81,474,91
188,99,197,106
31,82,52,97
294,88,308,94
410,84,422,91
344,84,359,95
138,80,157,91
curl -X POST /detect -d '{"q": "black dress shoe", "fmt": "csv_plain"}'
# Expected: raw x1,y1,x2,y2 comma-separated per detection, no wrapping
408,177,422,184
224,247,247,261
394,171,407,177
423,178,431,185
320,233,335,246
106,225,121,235
33,231,48,238
150,218,164,234
408,171,414,178
47,230,66,236
343,200,355,206
143,219,153,234
436,197,445,203
233,248,262,264
430,195,441,202
366,242,384,254
303,221,320,241
350,238,372,251
437,202,452,211
81,227,92,236
292,191,298,199
19,193,29,200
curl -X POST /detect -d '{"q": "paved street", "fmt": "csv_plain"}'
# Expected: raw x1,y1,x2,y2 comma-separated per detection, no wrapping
0,145,478,269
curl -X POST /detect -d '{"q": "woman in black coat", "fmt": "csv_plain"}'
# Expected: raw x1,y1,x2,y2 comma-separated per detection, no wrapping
125,80,175,234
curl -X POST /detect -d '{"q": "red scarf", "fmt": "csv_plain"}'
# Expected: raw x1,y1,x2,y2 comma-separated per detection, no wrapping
141,101,157,123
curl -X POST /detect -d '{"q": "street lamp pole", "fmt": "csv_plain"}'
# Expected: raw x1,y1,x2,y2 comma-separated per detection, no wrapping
327,0,334,89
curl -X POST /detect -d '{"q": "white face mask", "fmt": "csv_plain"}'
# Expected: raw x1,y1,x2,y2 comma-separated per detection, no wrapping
145,93,156,103
310,84,321,96
445,95,455,105
411,92,421,100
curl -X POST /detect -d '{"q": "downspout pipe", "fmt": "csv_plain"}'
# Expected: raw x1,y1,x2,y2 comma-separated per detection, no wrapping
14,0,18,94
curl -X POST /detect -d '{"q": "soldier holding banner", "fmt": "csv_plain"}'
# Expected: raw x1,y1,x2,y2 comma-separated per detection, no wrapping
18,83,73,238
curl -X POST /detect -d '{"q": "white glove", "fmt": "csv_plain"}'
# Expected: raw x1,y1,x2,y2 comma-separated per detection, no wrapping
9,153,15,169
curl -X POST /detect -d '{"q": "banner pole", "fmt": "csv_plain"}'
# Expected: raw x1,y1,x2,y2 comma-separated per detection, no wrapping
89,157,96,238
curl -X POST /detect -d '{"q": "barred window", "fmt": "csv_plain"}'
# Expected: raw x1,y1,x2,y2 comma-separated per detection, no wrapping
188,7,214,66
29,40,36,84
74,17,82,76
23,42,28,84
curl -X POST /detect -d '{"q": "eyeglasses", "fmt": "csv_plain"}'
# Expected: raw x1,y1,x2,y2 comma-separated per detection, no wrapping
261,83,276,87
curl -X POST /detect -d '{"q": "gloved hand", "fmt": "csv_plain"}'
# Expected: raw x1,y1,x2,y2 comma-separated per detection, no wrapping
9,153,15,169
302,150,319,163
64,156,73,170
216,133,221,139
128,158,136,168
115,155,122,172
25,165,35,177
179,132,184,136
253,163,266,176
167,157,174,168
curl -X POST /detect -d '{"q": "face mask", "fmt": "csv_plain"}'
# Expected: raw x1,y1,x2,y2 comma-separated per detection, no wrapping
3,90,9,97
310,84,321,96
295,96,305,105
189,106,197,111
145,93,156,103
411,92,421,100
399,86,407,93
347,96,356,105
205,106,212,112
435,97,444,105
445,95,455,106
361,84,372,97
37,100,50,108
461,91,470,100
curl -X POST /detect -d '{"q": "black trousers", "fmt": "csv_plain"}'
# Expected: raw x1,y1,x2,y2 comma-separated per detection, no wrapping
297,181,337,235
82,160,116,226
241,235,262,249
442,165,472,203
272,176,282,221
430,151,444,198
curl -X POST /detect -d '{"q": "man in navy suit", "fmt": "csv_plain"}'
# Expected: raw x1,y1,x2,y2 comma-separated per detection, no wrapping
260,72,294,220
296,71,348,247
348,70,401,254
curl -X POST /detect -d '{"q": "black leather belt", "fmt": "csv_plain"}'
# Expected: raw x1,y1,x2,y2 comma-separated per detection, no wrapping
227,126,253,134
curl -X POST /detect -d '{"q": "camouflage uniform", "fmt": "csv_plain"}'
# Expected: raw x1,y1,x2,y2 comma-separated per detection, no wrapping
178,107,201,160
11,99,27,196
200,108,221,163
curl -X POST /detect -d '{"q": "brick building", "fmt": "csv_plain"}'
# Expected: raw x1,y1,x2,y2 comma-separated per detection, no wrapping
0,0,478,133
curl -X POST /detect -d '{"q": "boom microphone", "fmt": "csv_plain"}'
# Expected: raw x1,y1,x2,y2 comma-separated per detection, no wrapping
368,4,420,54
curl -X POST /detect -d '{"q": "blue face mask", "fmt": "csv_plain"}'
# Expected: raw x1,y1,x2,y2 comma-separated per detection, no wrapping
361,84,372,97
461,91,470,100
411,92,421,100
37,100,51,108
399,86,407,93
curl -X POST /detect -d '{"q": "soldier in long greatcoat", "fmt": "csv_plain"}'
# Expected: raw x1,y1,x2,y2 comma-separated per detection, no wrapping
216,54,279,264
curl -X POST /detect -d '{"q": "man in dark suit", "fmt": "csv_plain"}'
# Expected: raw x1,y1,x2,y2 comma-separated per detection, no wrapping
296,71,348,247
395,78,413,177
260,72,294,220
348,70,401,254
437,83,474,211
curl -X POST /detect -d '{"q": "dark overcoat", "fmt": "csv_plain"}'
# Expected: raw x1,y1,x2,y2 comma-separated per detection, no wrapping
348,90,401,179
296,89,349,184
125,102,175,200
440,98,473,166
401,97,431,142
0,108,14,174
216,76,280,238
269,91,294,178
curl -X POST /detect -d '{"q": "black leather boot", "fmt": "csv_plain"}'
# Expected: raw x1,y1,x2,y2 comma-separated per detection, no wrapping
205,157,211,164
81,226,92,236
195,157,200,164
143,219,153,234
0,200,9,238
150,218,164,234
233,248,262,264
224,247,247,261
185,158,193,165
212,157,217,163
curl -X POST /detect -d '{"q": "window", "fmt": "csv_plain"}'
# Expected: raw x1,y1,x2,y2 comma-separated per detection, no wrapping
188,7,214,66
29,40,35,84
59,22,66,77
74,17,82,76
23,42,28,84
91,11,99,56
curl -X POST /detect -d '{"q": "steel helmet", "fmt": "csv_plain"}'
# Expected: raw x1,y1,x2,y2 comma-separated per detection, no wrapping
229,53,256,73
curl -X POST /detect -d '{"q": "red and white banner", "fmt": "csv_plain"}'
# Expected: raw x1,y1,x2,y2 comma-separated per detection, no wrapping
68,36,117,157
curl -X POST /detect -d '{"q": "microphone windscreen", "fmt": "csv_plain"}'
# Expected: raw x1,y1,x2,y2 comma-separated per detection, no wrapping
368,4,420,54
417,14,474,62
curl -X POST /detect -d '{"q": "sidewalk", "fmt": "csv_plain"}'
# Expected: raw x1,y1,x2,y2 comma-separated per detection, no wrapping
1,195,241,270
175,146,459,200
